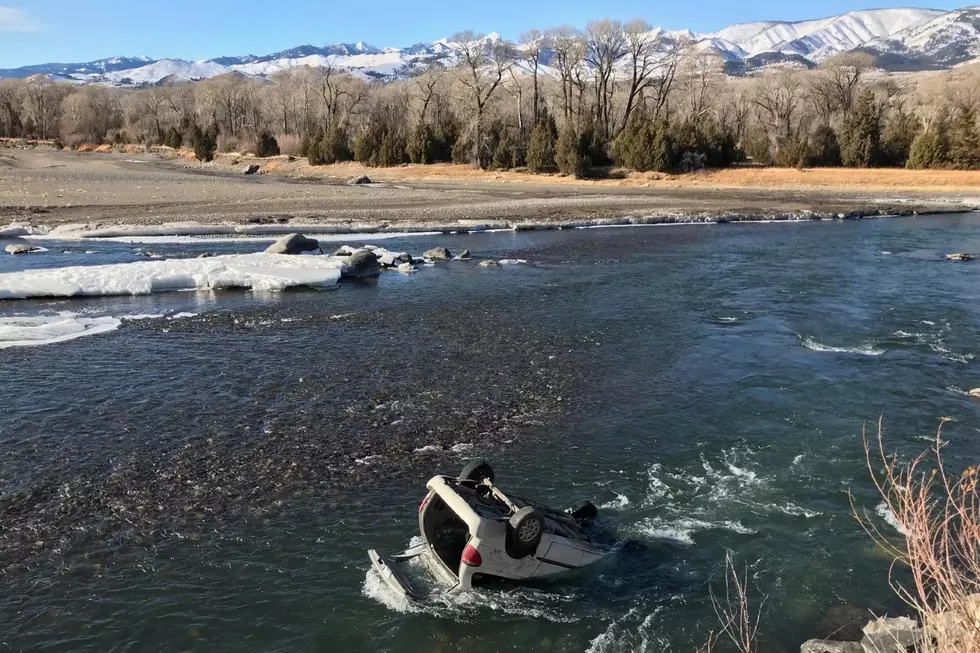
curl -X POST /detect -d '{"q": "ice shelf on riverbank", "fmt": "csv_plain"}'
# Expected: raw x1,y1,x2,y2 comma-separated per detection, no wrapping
0,253,346,299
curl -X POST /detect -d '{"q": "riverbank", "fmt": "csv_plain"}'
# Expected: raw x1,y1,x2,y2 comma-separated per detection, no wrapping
0,147,976,233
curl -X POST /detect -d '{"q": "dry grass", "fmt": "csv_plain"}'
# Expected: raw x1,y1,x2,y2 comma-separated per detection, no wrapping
276,134,301,157
853,418,980,653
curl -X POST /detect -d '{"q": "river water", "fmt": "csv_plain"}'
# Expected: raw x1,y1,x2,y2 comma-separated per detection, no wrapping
2,215,979,652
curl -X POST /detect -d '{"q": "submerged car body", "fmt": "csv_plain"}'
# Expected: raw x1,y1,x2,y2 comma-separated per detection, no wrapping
368,461,612,600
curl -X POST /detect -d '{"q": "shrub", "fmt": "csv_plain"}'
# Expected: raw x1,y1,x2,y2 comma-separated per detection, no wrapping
491,129,522,170
451,136,473,165
881,112,921,168
216,132,241,154
948,106,980,170
615,115,673,173
555,125,590,178
353,120,404,167
772,135,811,169
276,133,301,157
163,126,182,149
255,132,280,158
526,120,557,173
742,126,772,165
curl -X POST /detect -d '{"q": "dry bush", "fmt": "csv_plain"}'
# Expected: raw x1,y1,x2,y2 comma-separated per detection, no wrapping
276,133,301,156
704,551,765,653
853,418,980,653
216,132,242,154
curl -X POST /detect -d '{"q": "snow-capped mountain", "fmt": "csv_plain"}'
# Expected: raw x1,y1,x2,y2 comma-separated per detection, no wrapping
1,7,978,86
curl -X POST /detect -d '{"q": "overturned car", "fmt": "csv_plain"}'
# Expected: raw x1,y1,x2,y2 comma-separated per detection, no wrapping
368,460,613,600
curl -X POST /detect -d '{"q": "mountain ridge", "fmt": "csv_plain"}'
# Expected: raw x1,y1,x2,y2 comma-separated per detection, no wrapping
1,6,976,85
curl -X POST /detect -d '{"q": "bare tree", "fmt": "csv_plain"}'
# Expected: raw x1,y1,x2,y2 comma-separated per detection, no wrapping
547,26,587,122
809,51,877,125
752,69,805,141
585,19,627,139
412,68,443,124
0,79,24,137
450,31,514,165
520,29,546,125
678,48,725,125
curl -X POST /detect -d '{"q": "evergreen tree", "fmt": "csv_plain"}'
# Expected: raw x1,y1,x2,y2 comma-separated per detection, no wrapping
773,135,811,169
319,126,351,164
255,131,280,157
555,125,590,178
163,126,183,149
742,125,772,165
526,120,557,173
808,125,841,167
615,114,673,173
906,110,950,169
948,105,980,170
839,90,882,168
881,112,921,167
407,122,435,164
191,125,216,162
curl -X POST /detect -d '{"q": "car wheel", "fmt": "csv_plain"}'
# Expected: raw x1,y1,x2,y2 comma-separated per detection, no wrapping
569,500,598,522
507,506,544,558
459,459,494,484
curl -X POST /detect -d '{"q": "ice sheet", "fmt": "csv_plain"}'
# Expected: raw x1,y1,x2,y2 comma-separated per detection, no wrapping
0,314,121,349
0,253,346,300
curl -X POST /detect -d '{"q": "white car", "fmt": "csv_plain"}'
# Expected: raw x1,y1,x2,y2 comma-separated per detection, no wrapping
368,460,613,600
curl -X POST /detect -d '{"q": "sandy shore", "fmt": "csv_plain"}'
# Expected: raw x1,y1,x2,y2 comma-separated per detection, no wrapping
1,147,976,235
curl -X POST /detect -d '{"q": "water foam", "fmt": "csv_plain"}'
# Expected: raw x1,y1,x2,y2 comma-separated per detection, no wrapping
599,493,631,510
635,516,756,546
875,502,907,535
801,337,884,356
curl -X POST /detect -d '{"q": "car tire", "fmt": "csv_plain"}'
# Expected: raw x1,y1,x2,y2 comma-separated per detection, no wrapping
569,500,598,522
507,506,544,558
459,459,494,484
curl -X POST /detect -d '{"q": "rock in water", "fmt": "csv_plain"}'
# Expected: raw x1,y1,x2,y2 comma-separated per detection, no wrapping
333,246,357,257
243,164,260,175
945,252,975,261
454,249,472,260
5,244,41,255
424,247,452,260
377,252,397,267
397,262,418,273
799,641,863,653
347,175,372,185
969,388,980,397
861,617,920,653
479,260,498,268
344,249,380,278
265,234,321,255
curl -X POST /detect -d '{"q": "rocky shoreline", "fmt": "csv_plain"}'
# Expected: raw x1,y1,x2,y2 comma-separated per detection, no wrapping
2,205,972,243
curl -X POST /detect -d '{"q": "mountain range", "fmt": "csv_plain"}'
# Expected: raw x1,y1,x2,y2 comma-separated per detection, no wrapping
2,6,979,86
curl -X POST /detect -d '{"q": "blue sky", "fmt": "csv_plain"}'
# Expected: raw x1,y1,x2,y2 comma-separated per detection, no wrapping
0,0,967,68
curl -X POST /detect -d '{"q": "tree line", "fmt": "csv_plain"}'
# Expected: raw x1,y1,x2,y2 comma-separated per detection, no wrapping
1,23,978,174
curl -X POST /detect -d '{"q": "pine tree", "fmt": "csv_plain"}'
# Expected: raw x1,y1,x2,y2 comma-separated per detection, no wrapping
881,112,921,167
526,120,557,173
948,105,980,170
808,125,841,167
615,115,673,173
163,126,182,149
319,126,351,164
255,131,280,158
191,125,216,162
839,89,882,168
407,122,435,164
906,111,950,170
555,125,590,178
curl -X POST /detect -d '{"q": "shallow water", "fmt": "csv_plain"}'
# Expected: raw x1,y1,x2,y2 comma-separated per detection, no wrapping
2,215,980,652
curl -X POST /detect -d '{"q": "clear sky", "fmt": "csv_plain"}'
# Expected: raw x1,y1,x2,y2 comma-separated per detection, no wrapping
0,0,967,69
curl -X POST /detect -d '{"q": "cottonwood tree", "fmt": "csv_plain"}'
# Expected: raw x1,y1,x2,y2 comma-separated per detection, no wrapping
520,29,546,125
0,80,24,137
585,19,627,140
547,26,587,122
678,48,725,126
809,52,877,126
620,20,685,132
450,31,514,166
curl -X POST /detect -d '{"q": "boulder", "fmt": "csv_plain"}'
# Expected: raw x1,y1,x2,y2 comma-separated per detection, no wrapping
397,262,418,273
970,388,980,398
454,249,472,260
479,260,498,268
243,164,260,175
377,252,397,267
265,233,321,255
396,253,413,263
945,252,975,261
423,247,452,260
344,249,380,278
333,246,357,257
347,175,372,185
860,616,920,653
5,244,41,255
800,640,864,653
